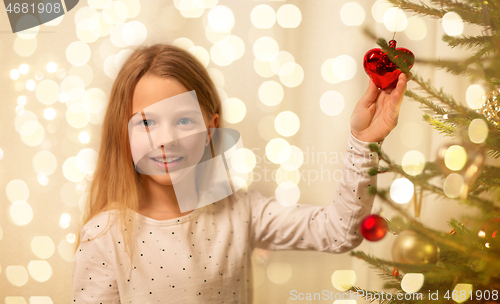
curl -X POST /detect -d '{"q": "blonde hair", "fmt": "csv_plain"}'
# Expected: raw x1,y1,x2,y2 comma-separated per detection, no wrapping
73,43,233,276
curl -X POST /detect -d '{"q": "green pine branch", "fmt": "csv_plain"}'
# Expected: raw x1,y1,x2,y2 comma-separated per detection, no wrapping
442,34,493,49
406,90,448,115
422,114,455,135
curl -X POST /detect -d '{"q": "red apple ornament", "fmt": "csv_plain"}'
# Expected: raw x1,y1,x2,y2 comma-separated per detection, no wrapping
360,214,388,242
363,39,415,90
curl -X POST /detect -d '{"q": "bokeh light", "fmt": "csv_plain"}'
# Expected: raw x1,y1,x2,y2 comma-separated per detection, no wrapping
372,0,392,23
266,138,290,164
444,145,467,171
10,69,20,80
208,5,234,32
254,58,275,78
466,84,486,109
59,213,72,229
331,270,356,292
207,68,225,87
251,4,275,29
442,12,464,36
36,80,60,105
31,236,55,259
401,273,425,293
383,7,408,32
279,62,304,87
275,182,300,206
443,173,465,198
468,118,489,144
253,36,279,62
321,58,342,84
259,81,284,106
27,260,52,282
188,46,210,67
275,111,300,137
77,148,98,174
405,16,427,41
320,90,345,116
122,21,147,46
66,41,91,66
222,98,246,123
62,157,87,182
19,64,29,74
452,284,473,303
401,150,425,176
172,37,195,50
10,201,34,225
276,4,302,28
230,148,256,174
223,35,245,60
390,178,414,204
258,116,280,141
6,179,29,203
33,151,57,176
6,266,29,287
270,51,295,76
274,167,301,188
267,262,292,284
279,145,304,171
340,2,365,26
332,55,357,81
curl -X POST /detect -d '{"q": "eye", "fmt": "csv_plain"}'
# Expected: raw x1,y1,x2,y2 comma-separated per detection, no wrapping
178,118,194,125
139,119,155,127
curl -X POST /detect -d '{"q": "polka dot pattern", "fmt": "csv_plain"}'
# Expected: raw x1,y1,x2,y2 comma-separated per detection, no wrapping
71,132,381,302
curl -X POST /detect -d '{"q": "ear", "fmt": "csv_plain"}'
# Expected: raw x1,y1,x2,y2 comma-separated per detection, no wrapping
210,113,219,129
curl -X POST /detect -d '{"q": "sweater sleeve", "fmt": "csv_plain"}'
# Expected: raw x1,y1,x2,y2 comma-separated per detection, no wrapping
72,217,120,303
247,131,382,253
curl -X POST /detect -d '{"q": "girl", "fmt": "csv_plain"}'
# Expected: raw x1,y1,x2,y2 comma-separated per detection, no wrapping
71,43,407,303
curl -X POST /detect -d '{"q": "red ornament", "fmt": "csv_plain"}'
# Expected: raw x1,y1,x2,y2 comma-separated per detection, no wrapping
392,267,399,276
363,39,415,90
360,214,388,242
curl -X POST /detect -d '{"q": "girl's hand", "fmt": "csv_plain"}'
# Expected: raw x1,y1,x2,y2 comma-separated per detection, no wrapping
350,73,408,143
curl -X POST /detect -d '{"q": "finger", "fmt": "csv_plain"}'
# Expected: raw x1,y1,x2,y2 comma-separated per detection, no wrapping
358,78,379,108
391,74,407,111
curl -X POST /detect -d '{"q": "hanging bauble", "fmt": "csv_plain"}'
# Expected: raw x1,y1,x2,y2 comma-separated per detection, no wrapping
478,218,500,250
363,39,415,90
391,230,440,265
360,214,388,242
476,88,500,128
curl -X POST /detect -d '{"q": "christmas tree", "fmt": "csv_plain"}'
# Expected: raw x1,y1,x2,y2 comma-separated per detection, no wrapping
348,0,500,303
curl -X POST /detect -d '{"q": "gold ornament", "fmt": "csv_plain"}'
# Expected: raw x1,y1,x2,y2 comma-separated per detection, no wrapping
476,89,500,127
391,230,440,265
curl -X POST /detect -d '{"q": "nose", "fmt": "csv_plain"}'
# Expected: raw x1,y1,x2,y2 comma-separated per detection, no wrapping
152,125,179,149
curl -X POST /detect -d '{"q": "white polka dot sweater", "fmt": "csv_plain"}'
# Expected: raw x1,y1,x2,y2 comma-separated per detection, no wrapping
71,132,382,303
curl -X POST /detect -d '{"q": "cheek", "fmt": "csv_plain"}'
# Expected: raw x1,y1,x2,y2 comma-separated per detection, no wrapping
129,132,153,162
182,132,207,155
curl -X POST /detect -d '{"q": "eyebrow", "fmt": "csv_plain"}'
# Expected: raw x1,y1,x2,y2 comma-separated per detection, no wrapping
132,109,202,116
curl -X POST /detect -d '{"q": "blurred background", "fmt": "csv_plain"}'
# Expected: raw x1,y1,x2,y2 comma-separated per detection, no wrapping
0,0,479,302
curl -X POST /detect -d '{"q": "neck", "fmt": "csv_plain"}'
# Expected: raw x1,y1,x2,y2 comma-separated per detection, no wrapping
139,171,198,216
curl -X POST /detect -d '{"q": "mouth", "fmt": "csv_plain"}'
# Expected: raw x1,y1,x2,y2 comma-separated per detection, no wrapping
151,156,184,164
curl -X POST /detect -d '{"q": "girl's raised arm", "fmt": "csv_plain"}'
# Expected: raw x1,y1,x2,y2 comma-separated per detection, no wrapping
245,131,382,253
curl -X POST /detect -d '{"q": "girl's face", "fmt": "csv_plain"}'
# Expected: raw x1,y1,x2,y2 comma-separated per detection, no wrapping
129,75,219,186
